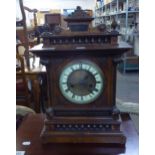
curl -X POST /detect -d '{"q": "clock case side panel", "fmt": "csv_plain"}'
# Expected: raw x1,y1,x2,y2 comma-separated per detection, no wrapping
39,58,52,108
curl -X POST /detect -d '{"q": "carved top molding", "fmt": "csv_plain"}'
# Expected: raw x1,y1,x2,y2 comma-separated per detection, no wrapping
64,6,94,22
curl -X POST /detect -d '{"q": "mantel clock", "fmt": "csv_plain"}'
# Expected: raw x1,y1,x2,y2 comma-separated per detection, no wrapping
30,6,131,149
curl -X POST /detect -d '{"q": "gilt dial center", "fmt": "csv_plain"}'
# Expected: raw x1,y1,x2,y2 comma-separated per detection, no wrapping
68,70,96,96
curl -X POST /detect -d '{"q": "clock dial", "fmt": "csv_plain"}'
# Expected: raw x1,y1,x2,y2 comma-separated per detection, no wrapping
59,60,104,104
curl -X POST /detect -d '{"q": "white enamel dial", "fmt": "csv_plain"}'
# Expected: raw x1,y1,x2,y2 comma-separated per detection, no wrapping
59,60,104,104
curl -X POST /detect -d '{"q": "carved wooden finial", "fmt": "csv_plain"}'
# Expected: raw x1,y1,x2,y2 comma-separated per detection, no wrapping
68,6,90,18
64,6,94,32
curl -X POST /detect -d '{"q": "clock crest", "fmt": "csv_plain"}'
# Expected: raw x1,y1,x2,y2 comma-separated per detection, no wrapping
30,6,131,152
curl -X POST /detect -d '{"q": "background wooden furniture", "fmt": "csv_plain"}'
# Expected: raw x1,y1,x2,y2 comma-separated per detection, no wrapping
16,54,31,107
44,13,61,31
22,67,46,113
45,13,61,25
16,55,46,113
16,56,47,113
16,0,38,67
16,113,139,155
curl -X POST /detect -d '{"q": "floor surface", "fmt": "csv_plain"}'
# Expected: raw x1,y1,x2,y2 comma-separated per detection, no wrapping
116,70,139,103
116,70,139,132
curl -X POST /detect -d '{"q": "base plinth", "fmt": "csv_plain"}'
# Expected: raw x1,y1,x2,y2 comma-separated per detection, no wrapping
41,126,126,144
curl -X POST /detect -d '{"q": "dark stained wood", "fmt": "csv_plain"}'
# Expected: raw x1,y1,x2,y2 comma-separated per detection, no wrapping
30,41,131,56
16,114,139,155
30,41,131,145
30,13,131,145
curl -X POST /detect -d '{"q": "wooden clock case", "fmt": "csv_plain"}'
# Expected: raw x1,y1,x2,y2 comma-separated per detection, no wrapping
30,6,131,148
31,35,131,145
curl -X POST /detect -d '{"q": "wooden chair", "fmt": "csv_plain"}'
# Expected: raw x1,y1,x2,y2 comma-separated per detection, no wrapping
16,54,31,107
16,54,42,113
17,0,38,68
